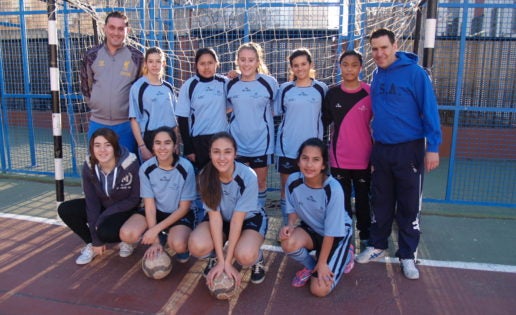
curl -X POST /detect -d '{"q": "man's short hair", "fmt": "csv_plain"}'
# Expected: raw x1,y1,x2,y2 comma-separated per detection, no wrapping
370,28,395,44
339,50,363,65
105,11,129,27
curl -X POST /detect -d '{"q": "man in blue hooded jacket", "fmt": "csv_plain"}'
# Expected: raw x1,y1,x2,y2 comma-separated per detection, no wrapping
355,28,441,280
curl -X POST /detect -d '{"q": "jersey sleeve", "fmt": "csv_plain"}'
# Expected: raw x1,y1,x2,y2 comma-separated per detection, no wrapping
284,174,297,215
139,163,155,199
323,182,351,237
274,83,287,116
234,168,259,213
180,159,197,201
128,80,142,119
176,79,191,118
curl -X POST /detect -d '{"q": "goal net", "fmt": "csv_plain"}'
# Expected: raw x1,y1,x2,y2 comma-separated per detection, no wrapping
0,0,422,182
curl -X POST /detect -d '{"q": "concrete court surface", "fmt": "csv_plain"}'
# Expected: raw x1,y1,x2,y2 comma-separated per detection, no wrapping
0,175,515,314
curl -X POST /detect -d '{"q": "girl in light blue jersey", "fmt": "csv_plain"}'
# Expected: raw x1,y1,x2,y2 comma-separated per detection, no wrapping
129,47,178,162
279,138,353,297
188,132,268,288
275,48,328,225
176,48,229,171
120,127,196,264
227,42,278,209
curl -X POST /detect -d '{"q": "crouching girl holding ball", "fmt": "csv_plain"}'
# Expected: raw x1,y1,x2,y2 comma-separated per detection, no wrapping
188,132,268,288
279,138,354,297
120,126,196,263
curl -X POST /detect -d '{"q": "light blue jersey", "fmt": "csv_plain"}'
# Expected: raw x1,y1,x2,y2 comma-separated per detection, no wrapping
227,74,278,157
176,74,229,136
286,172,352,237
275,80,328,159
139,156,196,213
129,77,177,134
204,162,265,222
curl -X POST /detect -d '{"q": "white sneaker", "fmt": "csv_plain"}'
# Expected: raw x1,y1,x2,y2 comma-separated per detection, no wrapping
355,246,385,264
400,259,420,280
75,243,97,265
119,242,135,258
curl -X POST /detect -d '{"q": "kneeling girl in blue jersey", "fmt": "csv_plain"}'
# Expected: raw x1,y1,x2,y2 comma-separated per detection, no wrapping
279,138,354,297
120,126,196,263
188,132,268,287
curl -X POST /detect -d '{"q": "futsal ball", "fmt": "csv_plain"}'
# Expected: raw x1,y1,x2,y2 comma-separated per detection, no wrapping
141,252,172,280
207,272,236,300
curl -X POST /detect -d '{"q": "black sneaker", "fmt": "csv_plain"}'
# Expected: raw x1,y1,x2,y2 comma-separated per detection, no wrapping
250,258,265,284
203,257,217,278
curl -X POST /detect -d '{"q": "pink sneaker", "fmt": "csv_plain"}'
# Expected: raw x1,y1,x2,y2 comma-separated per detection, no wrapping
344,245,355,274
291,267,313,287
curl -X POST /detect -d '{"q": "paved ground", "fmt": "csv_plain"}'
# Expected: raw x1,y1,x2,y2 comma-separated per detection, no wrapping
0,175,515,314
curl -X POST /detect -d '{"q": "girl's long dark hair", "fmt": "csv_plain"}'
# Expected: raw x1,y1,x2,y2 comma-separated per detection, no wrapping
199,132,237,210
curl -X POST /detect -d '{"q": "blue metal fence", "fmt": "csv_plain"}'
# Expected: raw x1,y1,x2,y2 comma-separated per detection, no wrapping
0,0,514,207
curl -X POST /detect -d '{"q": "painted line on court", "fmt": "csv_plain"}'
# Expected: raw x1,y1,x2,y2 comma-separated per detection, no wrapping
0,212,63,226
3,213,515,274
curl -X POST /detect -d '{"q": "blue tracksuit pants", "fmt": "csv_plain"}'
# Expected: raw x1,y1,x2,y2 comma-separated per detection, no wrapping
369,139,425,259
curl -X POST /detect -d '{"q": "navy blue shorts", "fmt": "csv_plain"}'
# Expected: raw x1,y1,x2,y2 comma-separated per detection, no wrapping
137,207,196,230
276,156,299,174
236,154,273,168
202,212,268,237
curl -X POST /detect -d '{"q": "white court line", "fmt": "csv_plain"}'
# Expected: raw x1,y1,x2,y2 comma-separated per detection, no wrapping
3,213,515,274
0,212,63,226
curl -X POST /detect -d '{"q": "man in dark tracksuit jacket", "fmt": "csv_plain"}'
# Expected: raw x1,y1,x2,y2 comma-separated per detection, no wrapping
355,28,442,280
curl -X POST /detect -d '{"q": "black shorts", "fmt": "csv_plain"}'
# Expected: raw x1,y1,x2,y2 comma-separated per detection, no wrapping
298,222,352,289
137,207,196,230
276,156,299,174
236,154,273,168
298,221,343,260
202,212,268,237
192,134,213,171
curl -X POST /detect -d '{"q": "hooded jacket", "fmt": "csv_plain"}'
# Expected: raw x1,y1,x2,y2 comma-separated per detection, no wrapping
370,51,441,152
82,147,140,246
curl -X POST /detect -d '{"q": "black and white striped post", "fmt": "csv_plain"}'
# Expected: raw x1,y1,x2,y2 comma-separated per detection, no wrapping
48,0,64,207
423,0,438,75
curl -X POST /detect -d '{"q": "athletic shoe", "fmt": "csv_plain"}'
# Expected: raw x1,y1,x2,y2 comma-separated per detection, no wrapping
400,259,420,280
291,267,313,287
355,246,385,264
203,257,217,278
344,245,355,274
250,258,266,284
175,251,190,263
75,243,97,265
119,242,134,258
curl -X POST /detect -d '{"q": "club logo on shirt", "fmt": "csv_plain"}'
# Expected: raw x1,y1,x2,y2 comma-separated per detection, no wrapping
378,82,397,95
120,60,132,77
119,173,133,189
358,105,368,112
306,195,316,203
97,59,105,67
335,103,342,108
